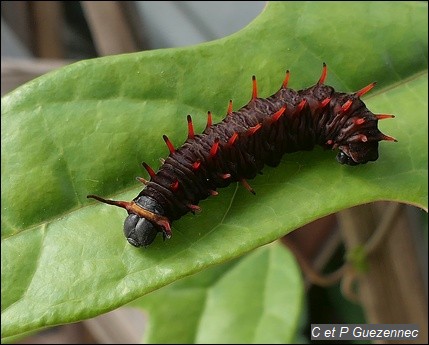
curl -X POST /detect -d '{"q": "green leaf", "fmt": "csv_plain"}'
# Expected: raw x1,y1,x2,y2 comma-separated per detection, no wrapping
1,1,427,339
132,242,304,344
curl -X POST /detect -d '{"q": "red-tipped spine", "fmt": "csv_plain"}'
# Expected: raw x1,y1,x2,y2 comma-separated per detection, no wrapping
282,70,290,88
227,99,233,115
318,63,327,84
163,135,175,154
142,162,156,178
205,111,213,130
375,114,395,120
356,82,377,97
252,75,258,100
381,134,398,142
187,115,195,139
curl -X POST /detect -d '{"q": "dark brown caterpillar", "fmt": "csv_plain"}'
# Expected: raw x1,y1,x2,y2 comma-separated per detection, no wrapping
88,64,396,247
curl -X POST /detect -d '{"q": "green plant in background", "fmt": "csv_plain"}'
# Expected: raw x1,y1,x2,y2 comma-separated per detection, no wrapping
1,2,427,343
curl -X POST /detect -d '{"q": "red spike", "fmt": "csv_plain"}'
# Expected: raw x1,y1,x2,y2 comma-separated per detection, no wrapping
282,70,290,88
326,139,334,145
192,160,201,170
219,173,231,179
356,82,377,97
209,190,219,196
271,105,286,123
188,204,201,213
163,135,175,154
375,114,395,120
252,75,258,100
210,138,220,157
228,132,239,146
206,111,213,130
354,118,365,125
170,179,179,191
187,115,194,139
227,99,233,115
381,134,398,142
142,162,156,178
318,63,327,84
136,176,149,185
296,99,307,113
246,123,262,136
320,97,331,108
240,179,256,195
341,100,353,113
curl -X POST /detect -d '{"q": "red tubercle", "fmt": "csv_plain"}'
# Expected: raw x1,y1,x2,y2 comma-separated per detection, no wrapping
170,179,179,191
187,115,195,139
270,106,286,123
246,123,262,136
320,97,331,108
341,99,353,113
326,139,334,146
192,160,201,170
227,99,233,115
356,82,377,97
282,70,290,88
354,118,365,125
252,75,258,100
210,138,220,157
163,135,175,154
318,63,327,84
142,162,156,178
296,99,307,113
240,179,256,195
228,132,239,146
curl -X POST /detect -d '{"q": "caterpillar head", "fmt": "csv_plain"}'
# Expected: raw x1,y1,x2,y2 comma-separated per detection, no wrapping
336,141,379,166
87,194,171,247
334,113,396,166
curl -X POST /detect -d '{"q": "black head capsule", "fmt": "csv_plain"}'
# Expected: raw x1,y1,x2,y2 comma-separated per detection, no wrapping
87,194,170,247
337,141,379,166
123,196,165,247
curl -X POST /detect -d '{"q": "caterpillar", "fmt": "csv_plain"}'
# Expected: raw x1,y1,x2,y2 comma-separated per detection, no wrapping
87,64,396,247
